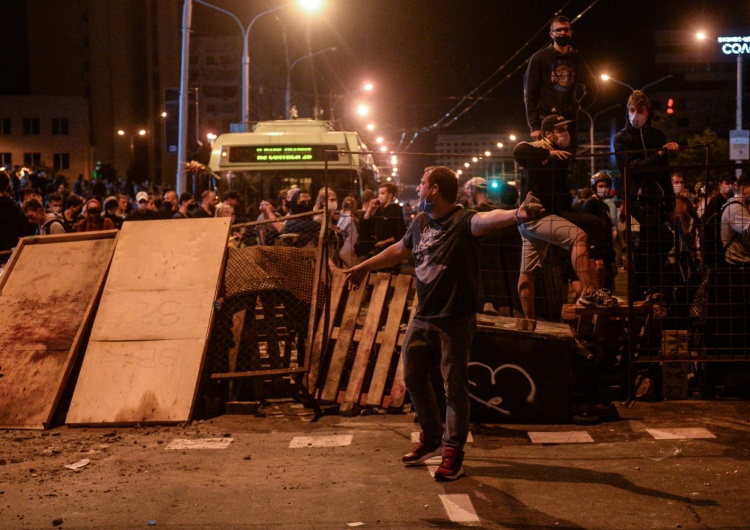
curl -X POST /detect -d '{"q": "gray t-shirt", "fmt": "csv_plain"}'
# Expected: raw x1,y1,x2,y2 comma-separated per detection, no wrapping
402,206,479,319
722,198,750,265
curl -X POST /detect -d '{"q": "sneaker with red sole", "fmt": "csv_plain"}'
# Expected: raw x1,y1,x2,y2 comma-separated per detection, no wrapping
434,447,465,481
402,433,443,466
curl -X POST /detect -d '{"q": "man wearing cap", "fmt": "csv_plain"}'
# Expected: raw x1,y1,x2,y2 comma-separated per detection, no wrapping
464,177,495,212
514,114,616,320
524,15,597,146
125,191,160,222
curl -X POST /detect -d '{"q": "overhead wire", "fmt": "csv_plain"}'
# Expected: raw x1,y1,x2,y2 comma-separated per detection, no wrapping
398,0,600,152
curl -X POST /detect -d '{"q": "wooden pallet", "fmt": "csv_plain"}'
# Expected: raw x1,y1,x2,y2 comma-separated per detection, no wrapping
307,270,416,413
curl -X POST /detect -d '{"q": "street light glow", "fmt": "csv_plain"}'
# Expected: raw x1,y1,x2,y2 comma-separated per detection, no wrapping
376,136,383,143
357,103,369,117
497,142,503,148
117,130,125,136
601,74,611,81
484,151,491,157
297,0,323,12
363,82,374,91
379,146,388,152
509,134,517,141
138,129,147,136
366,123,375,131
696,31,707,40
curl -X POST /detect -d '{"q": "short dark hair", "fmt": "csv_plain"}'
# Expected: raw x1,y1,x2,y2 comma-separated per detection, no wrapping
23,197,45,213
178,192,194,205
46,191,63,204
66,194,84,208
223,190,240,201
550,15,570,30
737,172,750,190
426,166,459,203
379,182,397,197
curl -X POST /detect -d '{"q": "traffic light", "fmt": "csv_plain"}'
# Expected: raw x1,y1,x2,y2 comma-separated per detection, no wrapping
490,179,500,190
666,98,675,115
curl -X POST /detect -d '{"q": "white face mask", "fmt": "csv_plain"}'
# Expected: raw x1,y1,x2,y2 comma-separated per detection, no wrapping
554,131,571,149
596,188,609,199
673,183,684,195
328,199,338,210
629,112,647,128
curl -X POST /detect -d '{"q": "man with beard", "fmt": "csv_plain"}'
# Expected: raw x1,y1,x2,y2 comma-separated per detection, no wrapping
524,15,598,149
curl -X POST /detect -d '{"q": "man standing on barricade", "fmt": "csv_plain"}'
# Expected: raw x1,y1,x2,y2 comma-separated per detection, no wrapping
514,114,616,322
344,166,544,482
524,15,598,149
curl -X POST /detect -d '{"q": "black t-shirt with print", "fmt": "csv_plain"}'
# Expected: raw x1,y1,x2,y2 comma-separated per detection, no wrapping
402,206,479,319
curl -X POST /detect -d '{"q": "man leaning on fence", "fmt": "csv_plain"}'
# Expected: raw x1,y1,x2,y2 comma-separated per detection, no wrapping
344,165,544,482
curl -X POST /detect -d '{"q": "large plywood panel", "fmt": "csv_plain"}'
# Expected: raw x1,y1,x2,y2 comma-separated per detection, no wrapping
0,234,117,429
67,218,230,425
66,339,206,423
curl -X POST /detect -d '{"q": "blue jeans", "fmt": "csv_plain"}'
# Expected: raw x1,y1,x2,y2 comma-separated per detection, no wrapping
402,314,475,450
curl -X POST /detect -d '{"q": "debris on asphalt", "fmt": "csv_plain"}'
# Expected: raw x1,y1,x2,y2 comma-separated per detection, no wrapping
64,458,90,470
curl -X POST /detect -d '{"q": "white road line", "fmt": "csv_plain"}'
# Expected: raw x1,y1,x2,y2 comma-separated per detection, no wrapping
439,494,480,524
165,438,233,450
288,434,353,448
528,431,594,444
646,427,716,440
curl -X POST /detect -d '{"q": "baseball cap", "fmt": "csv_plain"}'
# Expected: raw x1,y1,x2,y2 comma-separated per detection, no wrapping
135,191,149,203
541,114,573,134
465,177,488,190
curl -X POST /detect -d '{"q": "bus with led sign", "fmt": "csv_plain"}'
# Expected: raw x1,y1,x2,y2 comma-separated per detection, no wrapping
209,120,377,205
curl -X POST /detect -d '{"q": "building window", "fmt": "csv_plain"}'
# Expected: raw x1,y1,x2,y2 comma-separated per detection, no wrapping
52,118,69,135
23,153,42,166
23,118,40,135
53,153,70,170
0,153,11,166
0,118,10,135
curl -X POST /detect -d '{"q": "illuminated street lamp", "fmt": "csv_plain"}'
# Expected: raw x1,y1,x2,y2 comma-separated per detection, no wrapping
118,128,147,167
600,73,673,93
177,0,322,193
285,46,337,119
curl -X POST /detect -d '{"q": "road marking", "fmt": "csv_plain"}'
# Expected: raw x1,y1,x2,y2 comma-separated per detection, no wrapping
699,417,750,433
646,427,716,440
289,434,353,448
411,431,473,443
528,431,594,444
439,494,480,523
165,438,233,450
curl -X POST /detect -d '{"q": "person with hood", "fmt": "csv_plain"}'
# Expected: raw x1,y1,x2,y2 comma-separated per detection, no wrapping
614,89,679,298
75,198,116,232
282,189,320,247
524,15,598,148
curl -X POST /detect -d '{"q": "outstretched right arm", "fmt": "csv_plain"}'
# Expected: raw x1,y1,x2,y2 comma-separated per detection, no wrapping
344,240,411,290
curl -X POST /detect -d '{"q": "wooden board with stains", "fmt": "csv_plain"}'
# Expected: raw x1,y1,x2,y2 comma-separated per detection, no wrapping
0,231,118,429
66,218,230,425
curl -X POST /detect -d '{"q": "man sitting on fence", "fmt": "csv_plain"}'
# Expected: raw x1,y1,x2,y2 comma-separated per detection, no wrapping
344,165,544,482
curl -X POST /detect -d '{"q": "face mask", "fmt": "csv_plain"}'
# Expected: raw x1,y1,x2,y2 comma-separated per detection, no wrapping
187,202,197,211
554,35,571,47
596,188,609,200
49,206,61,214
296,200,312,213
328,199,338,210
673,183,683,195
629,112,647,128
555,131,571,149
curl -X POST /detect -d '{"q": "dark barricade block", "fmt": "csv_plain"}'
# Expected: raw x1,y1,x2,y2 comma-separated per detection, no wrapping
469,315,575,423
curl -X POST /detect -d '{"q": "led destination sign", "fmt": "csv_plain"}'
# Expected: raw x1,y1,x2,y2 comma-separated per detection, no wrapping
228,145,340,163
719,35,750,55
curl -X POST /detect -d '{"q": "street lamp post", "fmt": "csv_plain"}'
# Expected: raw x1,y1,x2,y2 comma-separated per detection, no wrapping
600,74,673,94
285,47,337,119
194,0,291,130
118,129,147,169
581,104,621,175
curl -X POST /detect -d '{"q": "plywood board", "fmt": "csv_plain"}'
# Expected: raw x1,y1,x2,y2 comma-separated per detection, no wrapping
66,218,230,425
0,232,118,429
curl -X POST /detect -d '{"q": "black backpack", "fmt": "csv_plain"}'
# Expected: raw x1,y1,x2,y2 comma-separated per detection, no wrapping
700,200,738,268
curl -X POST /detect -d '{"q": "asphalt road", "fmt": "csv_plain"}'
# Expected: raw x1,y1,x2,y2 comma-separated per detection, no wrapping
1,398,749,529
